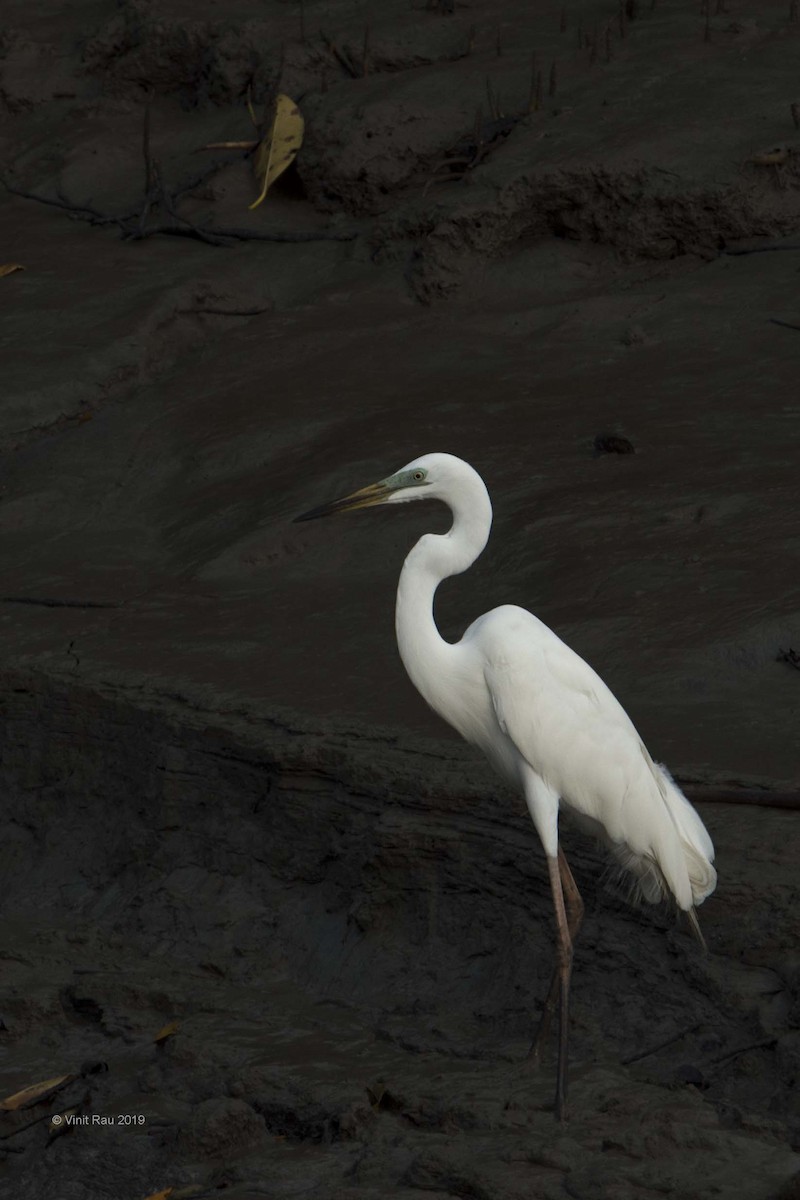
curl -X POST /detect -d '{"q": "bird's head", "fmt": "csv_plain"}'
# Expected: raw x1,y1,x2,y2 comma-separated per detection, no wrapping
293,453,465,522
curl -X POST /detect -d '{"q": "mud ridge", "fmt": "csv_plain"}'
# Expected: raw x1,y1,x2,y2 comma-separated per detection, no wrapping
372,165,800,300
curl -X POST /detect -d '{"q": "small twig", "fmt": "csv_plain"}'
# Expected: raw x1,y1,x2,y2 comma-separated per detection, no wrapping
362,19,371,77
177,306,271,317
769,317,800,332
246,82,258,127
128,215,228,248
2,179,106,219
1,597,119,608
423,108,521,193
723,244,800,255
527,53,538,113
321,32,361,78
138,158,158,238
198,140,258,151
199,226,358,243
485,76,498,120
473,106,483,147
142,92,155,193
710,1038,776,1068
622,1021,700,1066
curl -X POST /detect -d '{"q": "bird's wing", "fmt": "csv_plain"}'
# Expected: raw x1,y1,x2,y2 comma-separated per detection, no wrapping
476,606,715,910
478,607,656,840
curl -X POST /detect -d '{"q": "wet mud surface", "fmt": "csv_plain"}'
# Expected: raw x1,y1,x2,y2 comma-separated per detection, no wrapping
1,1,799,1197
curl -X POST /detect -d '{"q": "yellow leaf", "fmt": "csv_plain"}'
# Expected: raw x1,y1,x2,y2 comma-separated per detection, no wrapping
0,264,24,278
249,94,304,210
48,1104,80,1138
751,145,790,166
1,1074,74,1111
153,1020,180,1046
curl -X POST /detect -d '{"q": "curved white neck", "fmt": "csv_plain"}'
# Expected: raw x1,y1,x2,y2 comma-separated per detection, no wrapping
394,472,492,711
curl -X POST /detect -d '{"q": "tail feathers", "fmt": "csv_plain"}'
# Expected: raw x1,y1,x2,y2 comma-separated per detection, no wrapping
605,763,717,914
681,838,718,907
604,844,710,949
607,843,669,907
654,763,717,906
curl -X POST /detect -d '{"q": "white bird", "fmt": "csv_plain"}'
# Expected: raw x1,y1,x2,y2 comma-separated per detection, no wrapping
295,452,717,1120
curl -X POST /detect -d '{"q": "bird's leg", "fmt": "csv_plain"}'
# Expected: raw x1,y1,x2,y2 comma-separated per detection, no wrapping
525,848,581,1120
527,846,583,1067
549,850,575,1121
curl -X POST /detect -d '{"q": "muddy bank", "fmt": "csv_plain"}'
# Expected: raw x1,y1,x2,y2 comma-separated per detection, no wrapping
0,667,798,1198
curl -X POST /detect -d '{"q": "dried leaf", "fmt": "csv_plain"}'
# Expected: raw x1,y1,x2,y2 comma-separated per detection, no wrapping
249,94,304,210
0,264,24,278
48,1103,81,1140
751,145,790,166
153,1021,180,1046
141,1190,174,1200
1,1074,74,1111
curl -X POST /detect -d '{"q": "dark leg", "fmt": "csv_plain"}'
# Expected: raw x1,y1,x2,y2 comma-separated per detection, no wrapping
527,846,584,1065
547,850,574,1121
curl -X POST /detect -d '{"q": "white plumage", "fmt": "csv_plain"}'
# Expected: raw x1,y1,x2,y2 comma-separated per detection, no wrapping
296,451,717,1120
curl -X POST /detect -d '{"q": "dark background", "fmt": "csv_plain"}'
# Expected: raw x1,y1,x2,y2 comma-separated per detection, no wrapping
0,2,798,1197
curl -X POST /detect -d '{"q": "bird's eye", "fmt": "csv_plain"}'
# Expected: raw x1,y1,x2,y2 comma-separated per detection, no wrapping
413,470,424,481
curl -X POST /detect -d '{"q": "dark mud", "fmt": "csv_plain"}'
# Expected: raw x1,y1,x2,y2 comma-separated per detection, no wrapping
0,671,798,1198
1,1,799,1197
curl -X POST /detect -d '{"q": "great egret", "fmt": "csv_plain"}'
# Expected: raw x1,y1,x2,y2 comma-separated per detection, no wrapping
295,452,717,1120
